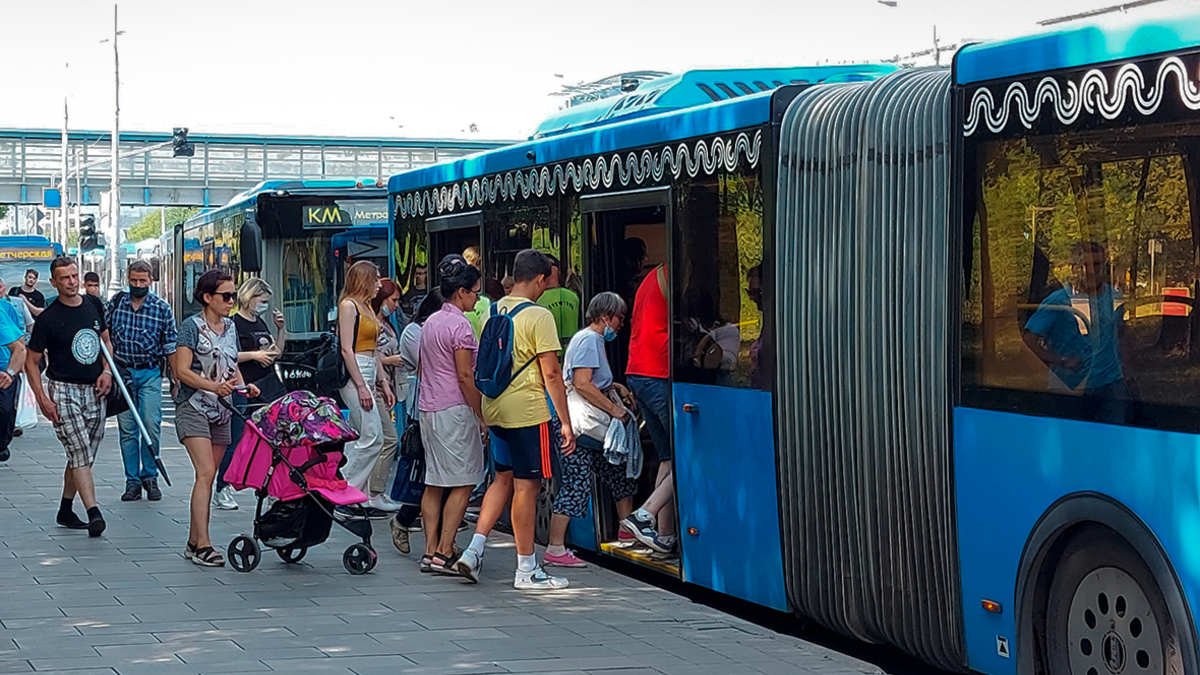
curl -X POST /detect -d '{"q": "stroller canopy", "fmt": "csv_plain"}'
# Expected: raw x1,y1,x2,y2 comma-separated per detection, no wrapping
251,391,359,448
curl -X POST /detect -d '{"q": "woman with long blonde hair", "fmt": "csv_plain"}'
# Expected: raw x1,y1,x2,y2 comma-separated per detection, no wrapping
337,261,390,504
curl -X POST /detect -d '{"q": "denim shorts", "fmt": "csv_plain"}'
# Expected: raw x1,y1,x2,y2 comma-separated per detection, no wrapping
626,375,671,462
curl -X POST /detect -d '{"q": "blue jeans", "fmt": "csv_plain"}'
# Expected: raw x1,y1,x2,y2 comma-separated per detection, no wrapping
627,375,671,462
117,367,163,485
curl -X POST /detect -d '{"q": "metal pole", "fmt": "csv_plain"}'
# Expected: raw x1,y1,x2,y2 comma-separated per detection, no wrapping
109,3,121,294
60,94,69,249
75,148,83,270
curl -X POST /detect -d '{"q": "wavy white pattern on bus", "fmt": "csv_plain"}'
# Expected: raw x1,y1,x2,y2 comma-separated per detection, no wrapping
963,56,1200,136
395,131,762,219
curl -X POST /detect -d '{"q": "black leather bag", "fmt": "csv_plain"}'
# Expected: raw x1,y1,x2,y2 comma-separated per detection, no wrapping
104,361,135,418
311,310,359,396
399,417,424,461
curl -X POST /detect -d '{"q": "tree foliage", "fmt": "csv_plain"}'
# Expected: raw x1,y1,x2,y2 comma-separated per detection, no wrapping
125,206,200,244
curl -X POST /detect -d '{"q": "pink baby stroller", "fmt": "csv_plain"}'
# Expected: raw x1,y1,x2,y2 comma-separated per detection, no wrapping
221,391,378,574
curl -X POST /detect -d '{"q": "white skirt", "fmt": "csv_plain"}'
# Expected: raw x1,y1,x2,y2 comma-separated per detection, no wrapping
419,404,485,488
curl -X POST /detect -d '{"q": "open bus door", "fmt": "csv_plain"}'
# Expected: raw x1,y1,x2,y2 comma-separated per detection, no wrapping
577,188,681,577
426,212,483,282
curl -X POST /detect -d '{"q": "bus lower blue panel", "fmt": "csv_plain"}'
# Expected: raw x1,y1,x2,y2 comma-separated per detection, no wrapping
672,383,787,611
567,497,597,553
955,407,1200,675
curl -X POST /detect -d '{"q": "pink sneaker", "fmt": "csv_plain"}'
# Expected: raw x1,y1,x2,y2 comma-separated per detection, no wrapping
543,549,587,568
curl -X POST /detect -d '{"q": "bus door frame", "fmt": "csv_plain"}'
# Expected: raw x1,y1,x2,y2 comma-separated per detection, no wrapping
578,186,678,573
426,210,484,286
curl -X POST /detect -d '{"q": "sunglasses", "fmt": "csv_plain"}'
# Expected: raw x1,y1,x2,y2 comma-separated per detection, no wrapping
211,292,236,302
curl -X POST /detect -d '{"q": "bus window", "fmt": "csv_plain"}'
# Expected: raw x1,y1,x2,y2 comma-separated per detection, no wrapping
963,131,1200,432
673,169,766,389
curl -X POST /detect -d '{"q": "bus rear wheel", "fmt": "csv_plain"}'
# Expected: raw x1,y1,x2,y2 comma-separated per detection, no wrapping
1044,526,1185,675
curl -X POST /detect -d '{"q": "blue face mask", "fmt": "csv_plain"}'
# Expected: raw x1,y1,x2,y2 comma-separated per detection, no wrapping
603,326,618,342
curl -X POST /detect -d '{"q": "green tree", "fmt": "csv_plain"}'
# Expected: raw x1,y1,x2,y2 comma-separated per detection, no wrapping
125,206,199,243
0,205,9,222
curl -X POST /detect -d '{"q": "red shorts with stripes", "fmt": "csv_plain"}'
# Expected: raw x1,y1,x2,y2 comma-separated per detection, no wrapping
489,421,557,480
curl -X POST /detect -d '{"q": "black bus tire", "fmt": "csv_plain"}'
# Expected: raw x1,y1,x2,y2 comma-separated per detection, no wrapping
1044,525,1186,675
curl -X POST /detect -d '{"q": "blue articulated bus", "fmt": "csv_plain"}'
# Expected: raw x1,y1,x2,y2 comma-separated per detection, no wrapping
388,13,1200,673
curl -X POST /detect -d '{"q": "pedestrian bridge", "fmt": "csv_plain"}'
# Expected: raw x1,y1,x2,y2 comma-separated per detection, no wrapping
0,128,512,207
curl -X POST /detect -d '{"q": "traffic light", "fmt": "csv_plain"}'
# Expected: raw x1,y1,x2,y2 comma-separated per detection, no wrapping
79,215,98,251
172,127,194,158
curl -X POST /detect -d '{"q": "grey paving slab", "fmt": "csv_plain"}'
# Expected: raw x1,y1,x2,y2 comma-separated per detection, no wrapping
0,406,884,675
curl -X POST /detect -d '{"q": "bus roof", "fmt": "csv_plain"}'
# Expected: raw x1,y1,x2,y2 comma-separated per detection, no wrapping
389,65,894,195
955,5,1200,85
533,65,896,140
184,180,388,228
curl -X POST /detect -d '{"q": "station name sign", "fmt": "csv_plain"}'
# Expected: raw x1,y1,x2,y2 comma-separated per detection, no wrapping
0,248,55,260
303,200,388,229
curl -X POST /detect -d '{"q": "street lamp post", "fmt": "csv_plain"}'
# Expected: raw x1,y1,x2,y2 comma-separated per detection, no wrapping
109,3,121,293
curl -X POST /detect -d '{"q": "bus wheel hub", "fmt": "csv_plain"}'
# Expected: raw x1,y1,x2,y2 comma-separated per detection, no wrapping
1067,567,1160,675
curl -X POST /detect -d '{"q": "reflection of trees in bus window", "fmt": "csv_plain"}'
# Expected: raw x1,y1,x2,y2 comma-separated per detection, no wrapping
485,206,558,282
280,236,333,334
566,199,583,297
963,130,1200,431
672,168,765,389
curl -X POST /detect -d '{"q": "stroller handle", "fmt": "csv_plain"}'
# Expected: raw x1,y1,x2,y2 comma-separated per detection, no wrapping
217,391,255,423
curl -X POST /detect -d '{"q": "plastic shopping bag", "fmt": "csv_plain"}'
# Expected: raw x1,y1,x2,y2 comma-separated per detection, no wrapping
16,375,37,430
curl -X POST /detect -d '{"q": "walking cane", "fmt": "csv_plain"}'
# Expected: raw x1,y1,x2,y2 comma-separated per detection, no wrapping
98,341,172,486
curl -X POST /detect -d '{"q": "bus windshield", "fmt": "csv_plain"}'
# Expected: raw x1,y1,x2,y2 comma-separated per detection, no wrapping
175,189,391,337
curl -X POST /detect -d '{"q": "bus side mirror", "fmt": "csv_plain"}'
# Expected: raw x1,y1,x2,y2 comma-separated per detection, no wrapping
151,257,161,282
240,221,263,273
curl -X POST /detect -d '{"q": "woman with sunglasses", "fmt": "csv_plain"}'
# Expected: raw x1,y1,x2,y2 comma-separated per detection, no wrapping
171,270,259,567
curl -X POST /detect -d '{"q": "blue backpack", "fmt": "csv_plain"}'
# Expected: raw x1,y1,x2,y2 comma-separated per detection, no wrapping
475,301,537,399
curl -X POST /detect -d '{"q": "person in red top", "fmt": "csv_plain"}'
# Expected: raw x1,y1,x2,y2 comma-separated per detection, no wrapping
619,264,677,553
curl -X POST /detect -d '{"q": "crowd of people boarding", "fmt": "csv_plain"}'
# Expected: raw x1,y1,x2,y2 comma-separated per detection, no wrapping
0,244,676,591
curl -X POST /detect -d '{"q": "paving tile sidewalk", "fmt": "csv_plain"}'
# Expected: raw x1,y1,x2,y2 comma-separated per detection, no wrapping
0,404,882,675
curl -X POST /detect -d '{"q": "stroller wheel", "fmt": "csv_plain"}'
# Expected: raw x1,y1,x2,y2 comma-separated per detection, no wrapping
343,543,376,575
277,546,307,564
228,536,261,572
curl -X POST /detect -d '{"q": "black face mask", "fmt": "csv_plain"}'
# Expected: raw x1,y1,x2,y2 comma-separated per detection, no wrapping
129,285,149,299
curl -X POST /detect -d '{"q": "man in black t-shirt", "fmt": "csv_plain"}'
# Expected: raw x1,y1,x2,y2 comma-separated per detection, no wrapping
25,257,114,537
9,269,46,309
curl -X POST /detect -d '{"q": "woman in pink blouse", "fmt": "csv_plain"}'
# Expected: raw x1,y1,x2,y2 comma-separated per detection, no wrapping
417,254,487,575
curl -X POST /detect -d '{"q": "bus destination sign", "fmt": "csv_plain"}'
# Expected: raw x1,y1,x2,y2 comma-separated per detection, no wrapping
303,200,388,229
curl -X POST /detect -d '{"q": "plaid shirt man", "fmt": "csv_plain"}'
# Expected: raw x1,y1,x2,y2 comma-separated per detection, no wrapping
106,292,177,365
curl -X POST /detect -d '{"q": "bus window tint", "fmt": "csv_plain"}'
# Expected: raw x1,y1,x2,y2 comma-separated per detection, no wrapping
962,131,1200,432
485,206,558,282
673,169,765,389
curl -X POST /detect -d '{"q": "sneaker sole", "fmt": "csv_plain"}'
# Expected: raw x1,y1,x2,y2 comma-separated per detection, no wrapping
191,558,225,567
544,560,587,568
621,522,669,553
455,560,480,584
514,581,570,591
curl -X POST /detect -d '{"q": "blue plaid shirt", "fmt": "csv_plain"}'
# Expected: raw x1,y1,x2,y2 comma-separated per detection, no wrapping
107,292,177,366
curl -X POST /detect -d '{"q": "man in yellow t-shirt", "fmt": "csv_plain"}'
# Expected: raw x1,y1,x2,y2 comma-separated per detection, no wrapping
456,249,576,591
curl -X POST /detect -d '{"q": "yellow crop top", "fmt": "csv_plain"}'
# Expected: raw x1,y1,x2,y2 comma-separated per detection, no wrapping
353,304,381,353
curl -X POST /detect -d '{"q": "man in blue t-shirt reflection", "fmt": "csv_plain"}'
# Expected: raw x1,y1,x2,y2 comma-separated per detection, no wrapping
1023,241,1133,423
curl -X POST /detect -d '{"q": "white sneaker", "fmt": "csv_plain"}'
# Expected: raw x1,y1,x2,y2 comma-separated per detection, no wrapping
514,565,569,591
214,486,239,511
367,495,403,512
456,547,483,584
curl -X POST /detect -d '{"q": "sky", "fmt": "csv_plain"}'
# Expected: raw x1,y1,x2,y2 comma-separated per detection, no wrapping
0,0,1189,142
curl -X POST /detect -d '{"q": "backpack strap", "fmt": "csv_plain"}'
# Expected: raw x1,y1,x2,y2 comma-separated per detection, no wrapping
502,301,540,379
